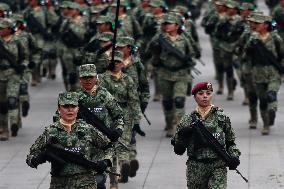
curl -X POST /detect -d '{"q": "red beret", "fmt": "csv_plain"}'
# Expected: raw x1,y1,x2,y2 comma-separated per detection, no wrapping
191,82,213,95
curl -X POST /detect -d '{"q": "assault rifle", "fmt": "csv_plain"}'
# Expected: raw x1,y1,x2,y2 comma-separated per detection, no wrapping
0,41,25,74
45,142,120,176
191,113,248,183
158,34,199,74
250,39,284,74
26,13,53,40
78,102,129,150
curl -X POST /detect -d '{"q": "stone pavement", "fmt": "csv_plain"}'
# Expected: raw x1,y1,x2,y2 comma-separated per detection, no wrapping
0,1,284,189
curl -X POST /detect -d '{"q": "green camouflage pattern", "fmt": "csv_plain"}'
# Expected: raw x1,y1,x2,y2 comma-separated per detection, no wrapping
58,91,79,106
79,64,97,77
26,119,110,178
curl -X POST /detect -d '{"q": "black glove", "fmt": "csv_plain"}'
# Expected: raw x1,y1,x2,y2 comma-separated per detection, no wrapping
109,128,122,142
170,138,175,146
178,127,193,138
140,102,148,114
174,143,186,156
95,160,108,174
228,156,240,170
29,151,47,168
133,124,146,136
27,61,36,70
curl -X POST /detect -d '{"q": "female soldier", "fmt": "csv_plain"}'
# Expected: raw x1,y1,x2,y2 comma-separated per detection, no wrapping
99,51,141,188
172,82,241,189
26,92,111,189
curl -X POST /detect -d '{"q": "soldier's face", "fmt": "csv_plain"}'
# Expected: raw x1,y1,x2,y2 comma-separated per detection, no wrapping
194,90,213,107
141,0,150,8
216,5,226,13
240,10,251,18
163,23,179,33
255,22,268,33
116,46,131,58
226,8,237,16
79,76,97,91
248,21,257,31
58,105,79,123
0,27,12,38
113,61,124,72
99,40,112,48
151,7,163,15
96,23,111,33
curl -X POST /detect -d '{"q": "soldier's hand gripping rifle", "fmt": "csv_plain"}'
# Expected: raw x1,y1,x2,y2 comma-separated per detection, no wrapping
190,114,248,183
249,39,284,74
78,102,129,151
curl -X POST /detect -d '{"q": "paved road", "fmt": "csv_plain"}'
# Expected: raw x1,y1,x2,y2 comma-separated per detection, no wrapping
1,1,284,189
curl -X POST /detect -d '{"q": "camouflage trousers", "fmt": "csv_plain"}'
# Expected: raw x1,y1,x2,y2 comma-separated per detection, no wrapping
255,80,281,112
158,77,187,129
216,49,235,93
186,159,227,189
50,172,97,189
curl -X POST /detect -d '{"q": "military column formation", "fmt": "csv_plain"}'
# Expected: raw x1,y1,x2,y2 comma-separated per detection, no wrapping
0,0,282,189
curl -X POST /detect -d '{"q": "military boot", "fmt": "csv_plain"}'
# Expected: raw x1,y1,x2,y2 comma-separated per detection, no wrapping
227,78,235,101
242,96,249,106
118,162,130,183
129,159,139,178
153,94,161,102
216,81,224,95
249,109,257,129
11,124,19,137
261,111,270,135
0,129,9,141
22,101,30,117
166,117,180,138
268,109,276,126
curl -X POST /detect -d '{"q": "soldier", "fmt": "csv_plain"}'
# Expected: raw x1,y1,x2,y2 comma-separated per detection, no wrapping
147,12,196,137
0,18,26,140
84,32,113,74
172,82,241,189
212,0,241,100
272,0,284,40
26,91,111,189
243,14,284,135
109,0,143,44
12,13,39,120
59,1,89,91
24,0,50,86
115,36,150,180
77,64,125,189
99,51,142,187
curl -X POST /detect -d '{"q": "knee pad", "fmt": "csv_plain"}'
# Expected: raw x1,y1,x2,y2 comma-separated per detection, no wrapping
7,97,18,110
95,174,107,189
267,91,277,103
19,83,28,95
175,97,185,109
68,72,78,85
162,99,174,111
0,101,8,114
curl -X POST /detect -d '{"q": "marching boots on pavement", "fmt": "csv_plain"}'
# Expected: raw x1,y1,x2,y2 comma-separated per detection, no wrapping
249,109,257,129
261,111,270,135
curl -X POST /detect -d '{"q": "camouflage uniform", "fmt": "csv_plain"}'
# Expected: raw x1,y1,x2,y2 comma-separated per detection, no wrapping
99,51,142,185
116,36,150,164
77,64,125,189
24,2,49,86
0,18,26,140
26,92,111,189
59,2,89,91
147,13,196,137
244,14,284,134
173,106,241,189
272,4,284,40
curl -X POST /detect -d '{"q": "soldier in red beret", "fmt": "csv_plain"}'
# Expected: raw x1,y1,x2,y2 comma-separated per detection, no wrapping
172,82,241,189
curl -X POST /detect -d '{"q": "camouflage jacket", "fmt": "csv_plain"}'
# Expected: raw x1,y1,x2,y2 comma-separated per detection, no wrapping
244,31,284,83
148,32,195,81
0,36,25,80
122,55,150,104
173,106,241,160
99,71,142,125
77,86,124,132
26,119,110,176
